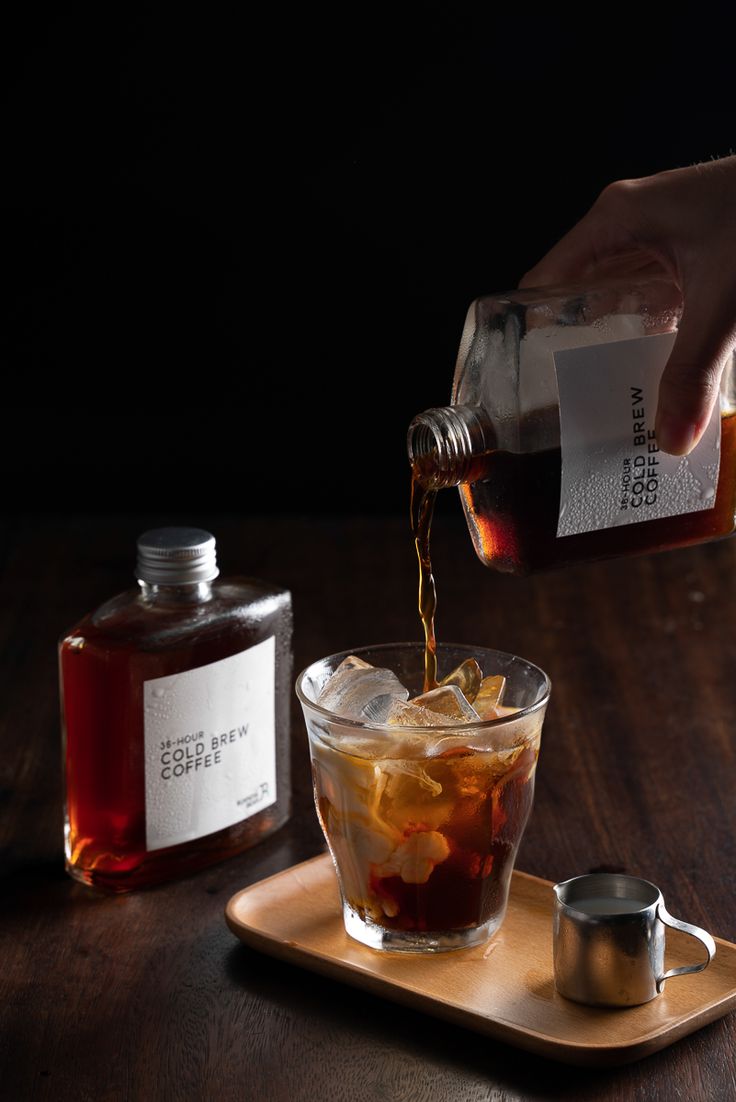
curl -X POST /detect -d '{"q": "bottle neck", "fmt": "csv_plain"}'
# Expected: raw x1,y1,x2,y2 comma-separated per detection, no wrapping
407,405,494,489
139,581,214,606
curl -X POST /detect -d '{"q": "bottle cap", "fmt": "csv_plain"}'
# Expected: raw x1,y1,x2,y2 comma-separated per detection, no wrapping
136,527,219,585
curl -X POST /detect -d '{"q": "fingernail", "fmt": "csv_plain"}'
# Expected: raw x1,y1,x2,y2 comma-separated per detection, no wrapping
655,412,700,456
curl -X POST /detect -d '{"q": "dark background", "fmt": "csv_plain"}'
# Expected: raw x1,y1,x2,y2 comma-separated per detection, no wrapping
2,7,734,517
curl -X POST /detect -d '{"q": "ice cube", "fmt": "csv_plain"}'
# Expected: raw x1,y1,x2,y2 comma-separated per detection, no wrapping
375,830,450,885
335,655,372,673
384,698,466,728
413,684,481,722
439,658,482,703
474,674,507,719
317,655,409,722
361,693,407,724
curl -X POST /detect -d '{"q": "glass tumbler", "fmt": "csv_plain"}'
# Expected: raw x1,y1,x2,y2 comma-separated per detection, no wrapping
296,642,550,952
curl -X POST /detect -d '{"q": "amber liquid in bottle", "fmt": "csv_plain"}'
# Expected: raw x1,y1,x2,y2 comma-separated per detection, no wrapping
411,410,736,684
60,540,292,893
460,410,736,575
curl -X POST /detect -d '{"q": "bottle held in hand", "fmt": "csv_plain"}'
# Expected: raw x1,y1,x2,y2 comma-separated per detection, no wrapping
408,275,736,575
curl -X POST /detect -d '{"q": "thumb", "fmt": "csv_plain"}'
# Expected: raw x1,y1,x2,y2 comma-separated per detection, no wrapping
519,182,651,289
655,285,736,455
519,210,611,289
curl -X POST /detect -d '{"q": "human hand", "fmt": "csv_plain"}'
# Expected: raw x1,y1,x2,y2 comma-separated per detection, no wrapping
518,157,736,455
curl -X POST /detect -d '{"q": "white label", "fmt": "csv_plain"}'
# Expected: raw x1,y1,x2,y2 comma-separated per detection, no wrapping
554,332,721,538
143,636,276,851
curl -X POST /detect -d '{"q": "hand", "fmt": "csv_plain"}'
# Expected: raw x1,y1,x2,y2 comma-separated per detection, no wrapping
518,157,736,455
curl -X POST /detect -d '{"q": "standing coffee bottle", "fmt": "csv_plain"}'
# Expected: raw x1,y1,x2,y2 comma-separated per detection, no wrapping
59,527,292,892
408,275,736,575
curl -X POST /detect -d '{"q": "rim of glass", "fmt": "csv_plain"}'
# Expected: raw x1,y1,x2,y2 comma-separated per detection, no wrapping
555,874,660,915
295,641,551,734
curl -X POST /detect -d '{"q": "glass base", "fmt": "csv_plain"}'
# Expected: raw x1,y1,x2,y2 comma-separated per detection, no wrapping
342,901,506,953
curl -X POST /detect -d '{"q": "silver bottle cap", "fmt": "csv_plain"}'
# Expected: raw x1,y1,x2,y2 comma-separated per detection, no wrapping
136,527,219,585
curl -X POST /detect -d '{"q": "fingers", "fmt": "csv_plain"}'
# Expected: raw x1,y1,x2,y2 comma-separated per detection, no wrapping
655,287,736,454
518,212,603,289
519,170,736,456
655,361,721,456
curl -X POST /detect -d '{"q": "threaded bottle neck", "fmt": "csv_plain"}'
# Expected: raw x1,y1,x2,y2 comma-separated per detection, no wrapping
407,405,494,489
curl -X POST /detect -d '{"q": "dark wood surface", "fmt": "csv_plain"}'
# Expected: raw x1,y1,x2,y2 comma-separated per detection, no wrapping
2,509,735,1101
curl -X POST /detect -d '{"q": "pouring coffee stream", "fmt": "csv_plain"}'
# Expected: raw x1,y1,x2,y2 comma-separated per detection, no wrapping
410,474,438,693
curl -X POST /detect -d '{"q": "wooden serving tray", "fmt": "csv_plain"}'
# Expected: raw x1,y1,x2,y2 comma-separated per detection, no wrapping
225,853,736,1066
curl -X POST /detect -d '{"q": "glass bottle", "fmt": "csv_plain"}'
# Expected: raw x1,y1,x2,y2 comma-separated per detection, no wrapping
408,274,736,575
59,527,292,892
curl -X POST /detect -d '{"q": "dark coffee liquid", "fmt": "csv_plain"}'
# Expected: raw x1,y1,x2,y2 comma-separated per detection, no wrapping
405,468,541,935
368,741,537,932
410,475,438,691
461,411,736,574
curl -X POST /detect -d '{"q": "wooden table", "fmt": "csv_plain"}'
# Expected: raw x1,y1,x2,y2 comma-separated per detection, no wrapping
3,510,735,1100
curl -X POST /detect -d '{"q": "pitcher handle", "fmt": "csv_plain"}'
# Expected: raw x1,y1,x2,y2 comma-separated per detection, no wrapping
656,903,716,993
